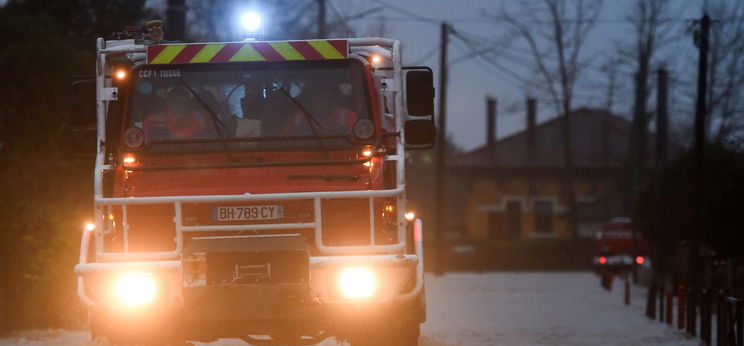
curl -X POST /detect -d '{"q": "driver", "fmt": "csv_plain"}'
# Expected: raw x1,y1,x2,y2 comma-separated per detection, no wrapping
280,82,358,136
143,87,212,140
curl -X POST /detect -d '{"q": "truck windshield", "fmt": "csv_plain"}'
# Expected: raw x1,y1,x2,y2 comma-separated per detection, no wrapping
126,60,372,148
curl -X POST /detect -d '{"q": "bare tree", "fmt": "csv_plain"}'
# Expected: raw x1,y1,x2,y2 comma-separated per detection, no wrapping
707,0,744,142
623,0,676,213
488,0,603,238
600,57,625,113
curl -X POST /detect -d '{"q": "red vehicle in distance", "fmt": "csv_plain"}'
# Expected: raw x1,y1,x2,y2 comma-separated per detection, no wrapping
593,218,650,288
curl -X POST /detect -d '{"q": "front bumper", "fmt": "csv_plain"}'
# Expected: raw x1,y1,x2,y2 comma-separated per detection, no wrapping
74,220,425,321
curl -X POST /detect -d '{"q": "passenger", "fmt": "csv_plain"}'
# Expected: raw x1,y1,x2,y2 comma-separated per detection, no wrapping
143,87,212,140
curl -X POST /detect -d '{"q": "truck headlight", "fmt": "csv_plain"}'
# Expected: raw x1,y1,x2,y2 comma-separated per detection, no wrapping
115,273,157,306
338,267,377,299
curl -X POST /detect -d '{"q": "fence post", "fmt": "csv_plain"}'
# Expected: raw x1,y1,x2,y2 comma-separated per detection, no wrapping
736,299,743,346
660,283,666,322
667,291,674,326
678,286,686,330
701,289,711,345
717,291,725,346
647,283,657,319
625,274,631,306
688,287,697,336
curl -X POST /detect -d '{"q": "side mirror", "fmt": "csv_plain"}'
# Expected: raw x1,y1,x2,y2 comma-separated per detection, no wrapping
405,70,434,116
405,119,436,148
66,76,97,157
70,78,96,127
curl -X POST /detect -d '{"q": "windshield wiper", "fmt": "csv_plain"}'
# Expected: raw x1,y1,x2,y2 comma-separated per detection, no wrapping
180,80,234,161
279,87,329,158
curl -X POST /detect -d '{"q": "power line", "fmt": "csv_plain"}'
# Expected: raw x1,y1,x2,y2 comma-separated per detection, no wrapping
327,0,356,37
410,46,440,65
355,14,744,25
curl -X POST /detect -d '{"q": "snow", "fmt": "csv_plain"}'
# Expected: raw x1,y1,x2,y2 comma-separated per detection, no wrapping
0,272,699,345
421,272,699,346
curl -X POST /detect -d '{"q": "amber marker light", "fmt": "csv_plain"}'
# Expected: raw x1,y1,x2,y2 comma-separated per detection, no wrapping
404,211,415,221
114,68,128,81
84,222,96,232
370,55,382,64
122,154,137,165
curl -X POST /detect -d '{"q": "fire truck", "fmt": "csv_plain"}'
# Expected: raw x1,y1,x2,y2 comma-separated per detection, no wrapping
592,217,650,288
71,24,435,345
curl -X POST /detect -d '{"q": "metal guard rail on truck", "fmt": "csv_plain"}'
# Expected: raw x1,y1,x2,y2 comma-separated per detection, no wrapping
75,218,425,308
93,187,406,256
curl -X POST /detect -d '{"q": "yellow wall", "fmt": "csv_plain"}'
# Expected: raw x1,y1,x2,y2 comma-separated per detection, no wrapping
465,176,610,239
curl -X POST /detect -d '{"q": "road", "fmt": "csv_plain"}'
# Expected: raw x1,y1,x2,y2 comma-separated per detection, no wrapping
0,272,696,345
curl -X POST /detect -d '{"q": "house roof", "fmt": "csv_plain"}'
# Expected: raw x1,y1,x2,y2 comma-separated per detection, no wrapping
450,108,653,169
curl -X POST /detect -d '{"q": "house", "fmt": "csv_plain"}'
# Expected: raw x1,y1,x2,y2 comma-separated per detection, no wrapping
449,104,652,239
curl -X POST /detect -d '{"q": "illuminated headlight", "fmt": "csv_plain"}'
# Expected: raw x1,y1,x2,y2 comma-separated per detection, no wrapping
338,267,377,299
115,273,158,306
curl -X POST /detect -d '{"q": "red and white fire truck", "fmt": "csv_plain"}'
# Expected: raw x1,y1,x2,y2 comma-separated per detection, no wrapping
71,25,435,345
592,217,651,288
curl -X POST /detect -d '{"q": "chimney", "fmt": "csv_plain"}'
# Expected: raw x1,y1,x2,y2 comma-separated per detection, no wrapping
527,98,537,163
486,96,497,147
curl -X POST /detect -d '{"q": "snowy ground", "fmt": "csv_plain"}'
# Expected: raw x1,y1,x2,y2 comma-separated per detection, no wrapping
0,272,699,345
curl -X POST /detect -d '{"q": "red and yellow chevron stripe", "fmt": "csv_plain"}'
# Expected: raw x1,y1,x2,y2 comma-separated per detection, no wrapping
146,40,348,64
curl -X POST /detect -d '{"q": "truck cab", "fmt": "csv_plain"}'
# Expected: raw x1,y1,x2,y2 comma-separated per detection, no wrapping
73,33,435,345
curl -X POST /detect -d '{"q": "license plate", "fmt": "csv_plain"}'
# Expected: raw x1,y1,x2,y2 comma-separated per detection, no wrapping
212,205,284,221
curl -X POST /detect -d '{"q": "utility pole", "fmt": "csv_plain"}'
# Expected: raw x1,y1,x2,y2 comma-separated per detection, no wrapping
166,0,186,41
318,0,326,38
688,13,710,336
653,68,669,284
433,22,450,274
656,68,668,167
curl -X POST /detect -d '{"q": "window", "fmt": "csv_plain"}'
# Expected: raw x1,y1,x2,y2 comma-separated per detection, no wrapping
534,200,553,234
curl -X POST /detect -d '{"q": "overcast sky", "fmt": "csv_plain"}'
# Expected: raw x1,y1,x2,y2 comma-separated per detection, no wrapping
336,0,704,151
